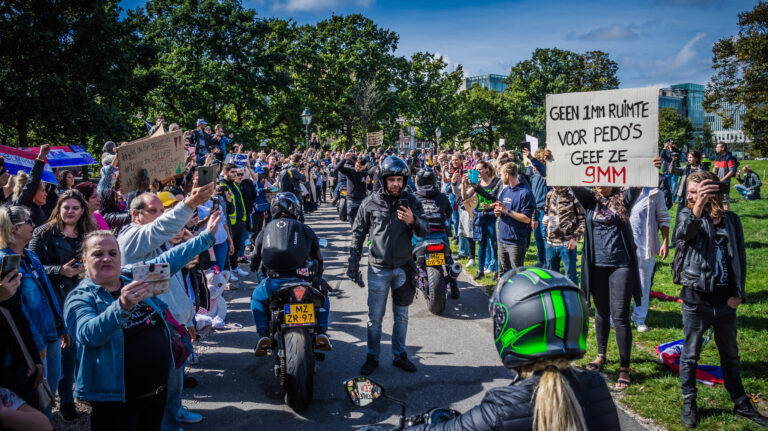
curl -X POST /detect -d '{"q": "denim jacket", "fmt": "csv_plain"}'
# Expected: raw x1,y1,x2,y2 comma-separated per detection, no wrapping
0,248,65,351
64,230,214,402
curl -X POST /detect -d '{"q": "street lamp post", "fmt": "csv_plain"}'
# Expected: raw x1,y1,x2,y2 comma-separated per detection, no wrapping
435,126,442,150
301,107,312,149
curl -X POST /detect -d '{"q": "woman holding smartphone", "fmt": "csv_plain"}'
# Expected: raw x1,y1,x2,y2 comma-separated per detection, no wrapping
463,161,502,281
29,190,95,421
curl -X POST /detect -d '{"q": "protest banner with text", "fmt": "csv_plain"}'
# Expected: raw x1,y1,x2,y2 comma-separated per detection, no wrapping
366,130,383,148
545,87,658,187
117,129,186,193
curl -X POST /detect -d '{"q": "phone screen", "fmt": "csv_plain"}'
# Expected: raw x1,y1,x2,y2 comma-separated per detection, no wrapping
469,169,479,184
1,255,21,279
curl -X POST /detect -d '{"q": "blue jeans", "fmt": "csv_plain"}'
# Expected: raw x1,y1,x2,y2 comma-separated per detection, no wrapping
667,174,679,196
367,266,409,359
533,210,547,264
250,277,330,335
162,365,183,431
474,213,497,273
58,341,76,404
545,244,578,286
734,184,759,200
458,236,470,258
42,339,62,417
333,181,346,198
213,241,229,272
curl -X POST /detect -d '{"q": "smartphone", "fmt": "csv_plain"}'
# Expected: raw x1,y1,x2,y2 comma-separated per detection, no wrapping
469,169,479,184
0,255,20,279
198,166,217,187
210,198,219,212
713,181,730,194
519,141,531,152
132,263,171,298
71,262,83,269
398,198,410,210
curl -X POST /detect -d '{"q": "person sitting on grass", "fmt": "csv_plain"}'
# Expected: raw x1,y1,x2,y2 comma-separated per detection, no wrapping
734,165,761,200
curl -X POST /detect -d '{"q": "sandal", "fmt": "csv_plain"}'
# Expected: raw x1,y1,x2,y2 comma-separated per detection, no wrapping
585,354,606,372
616,367,632,390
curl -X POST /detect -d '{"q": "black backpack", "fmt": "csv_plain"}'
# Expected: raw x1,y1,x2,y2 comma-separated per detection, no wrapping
278,168,295,194
261,218,310,272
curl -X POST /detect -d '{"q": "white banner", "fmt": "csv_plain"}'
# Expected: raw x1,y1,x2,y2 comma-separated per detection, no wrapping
545,87,658,187
525,134,539,149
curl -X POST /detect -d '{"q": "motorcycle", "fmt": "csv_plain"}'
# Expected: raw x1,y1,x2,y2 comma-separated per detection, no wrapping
343,376,460,430
412,236,462,315
261,259,330,411
337,187,348,221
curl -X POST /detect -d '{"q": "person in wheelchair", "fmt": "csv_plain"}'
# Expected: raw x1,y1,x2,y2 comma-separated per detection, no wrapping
249,192,330,356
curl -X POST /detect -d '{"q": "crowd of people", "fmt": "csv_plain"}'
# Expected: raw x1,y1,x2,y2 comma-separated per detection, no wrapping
0,115,765,431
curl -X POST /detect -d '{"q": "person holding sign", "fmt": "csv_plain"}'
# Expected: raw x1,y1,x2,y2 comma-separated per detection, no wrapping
575,156,662,390
64,215,219,431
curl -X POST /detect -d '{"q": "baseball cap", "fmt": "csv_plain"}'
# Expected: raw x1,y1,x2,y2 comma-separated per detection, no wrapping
158,191,179,208
197,119,207,126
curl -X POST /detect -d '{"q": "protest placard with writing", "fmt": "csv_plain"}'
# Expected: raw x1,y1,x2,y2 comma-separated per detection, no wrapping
546,87,658,187
366,130,383,147
232,153,248,168
117,129,186,193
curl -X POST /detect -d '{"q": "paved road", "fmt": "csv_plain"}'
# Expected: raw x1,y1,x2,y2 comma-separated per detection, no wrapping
185,203,653,430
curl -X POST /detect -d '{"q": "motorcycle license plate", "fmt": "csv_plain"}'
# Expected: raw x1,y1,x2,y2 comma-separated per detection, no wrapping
284,303,315,326
425,253,445,266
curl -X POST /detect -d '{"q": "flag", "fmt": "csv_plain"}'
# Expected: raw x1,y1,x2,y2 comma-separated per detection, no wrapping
656,338,724,386
0,145,57,183
21,146,97,168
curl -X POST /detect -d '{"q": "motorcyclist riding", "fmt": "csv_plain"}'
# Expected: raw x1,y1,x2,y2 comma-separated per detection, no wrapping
408,267,621,430
249,192,331,356
412,168,459,298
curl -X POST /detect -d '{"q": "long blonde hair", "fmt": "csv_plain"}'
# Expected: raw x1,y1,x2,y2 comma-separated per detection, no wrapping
686,170,724,219
520,358,587,431
12,172,28,201
0,206,31,249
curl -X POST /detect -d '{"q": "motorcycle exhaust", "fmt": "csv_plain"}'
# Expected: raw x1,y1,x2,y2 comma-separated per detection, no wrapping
448,262,463,279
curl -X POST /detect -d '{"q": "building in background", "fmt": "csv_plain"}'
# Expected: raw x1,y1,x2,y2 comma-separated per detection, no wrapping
705,102,751,156
658,83,705,137
460,74,507,92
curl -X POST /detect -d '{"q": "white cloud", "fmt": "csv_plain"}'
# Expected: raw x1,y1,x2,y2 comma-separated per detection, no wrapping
271,0,374,12
567,25,639,41
657,32,706,69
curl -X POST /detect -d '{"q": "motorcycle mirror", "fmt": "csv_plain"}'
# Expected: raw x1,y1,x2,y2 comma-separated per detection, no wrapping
318,238,328,248
343,376,385,408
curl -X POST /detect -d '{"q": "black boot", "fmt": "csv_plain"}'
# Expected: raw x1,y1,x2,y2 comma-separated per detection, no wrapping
360,354,379,375
681,397,698,428
734,398,768,427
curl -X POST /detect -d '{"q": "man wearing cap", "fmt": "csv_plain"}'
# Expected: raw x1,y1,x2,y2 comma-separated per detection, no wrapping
335,152,370,225
193,119,212,165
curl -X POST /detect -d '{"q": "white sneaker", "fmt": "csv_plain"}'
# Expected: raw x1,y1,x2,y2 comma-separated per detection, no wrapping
227,271,239,282
637,324,648,333
235,267,249,277
466,259,475,268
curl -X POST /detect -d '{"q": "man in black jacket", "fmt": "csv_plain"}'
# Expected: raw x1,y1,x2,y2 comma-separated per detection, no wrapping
674,171,767,428
348,156,429,375
335,153,370,225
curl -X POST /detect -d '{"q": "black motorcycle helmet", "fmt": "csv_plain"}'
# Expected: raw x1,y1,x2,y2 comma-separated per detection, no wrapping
490,267,588,369
271,192,300,219
415,168,438,188
380,156,410,182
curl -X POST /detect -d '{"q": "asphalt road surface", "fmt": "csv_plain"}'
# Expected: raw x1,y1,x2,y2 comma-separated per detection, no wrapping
184,203,654,430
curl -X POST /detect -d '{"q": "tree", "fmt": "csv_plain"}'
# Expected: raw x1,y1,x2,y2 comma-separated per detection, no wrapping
402,52,463,148
504,48,619,143
704,1,768,155
456,85,519,152
659,107,694,149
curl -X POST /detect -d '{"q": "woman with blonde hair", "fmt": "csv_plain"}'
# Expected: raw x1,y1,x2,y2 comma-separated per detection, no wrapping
409,268,620,430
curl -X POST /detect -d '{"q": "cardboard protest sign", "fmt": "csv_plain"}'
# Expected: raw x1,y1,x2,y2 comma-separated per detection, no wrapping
117,130,186,193
366,130,383,147
232,153,248,168
545,87,659,187
525,134,539,149
21,146,98,168
0,145,58,183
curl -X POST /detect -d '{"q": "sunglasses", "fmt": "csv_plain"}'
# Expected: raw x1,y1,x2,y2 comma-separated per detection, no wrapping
237,173,244,177
15,218,34,227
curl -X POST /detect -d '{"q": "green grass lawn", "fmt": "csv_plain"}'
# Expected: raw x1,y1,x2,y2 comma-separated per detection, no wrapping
452,160,768,430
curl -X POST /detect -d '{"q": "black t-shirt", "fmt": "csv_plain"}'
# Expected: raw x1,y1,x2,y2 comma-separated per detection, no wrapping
679,220,736,306
591,206,629,267
110,291,171,398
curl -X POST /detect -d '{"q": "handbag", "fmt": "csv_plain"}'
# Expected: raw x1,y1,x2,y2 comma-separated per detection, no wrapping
0,306,53,410
162,310,193,369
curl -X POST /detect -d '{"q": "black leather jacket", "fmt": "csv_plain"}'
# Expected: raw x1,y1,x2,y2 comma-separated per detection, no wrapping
29,226,82,307
674,207,746,299
413,185,452,235
350,190,429,271
409,368,620,431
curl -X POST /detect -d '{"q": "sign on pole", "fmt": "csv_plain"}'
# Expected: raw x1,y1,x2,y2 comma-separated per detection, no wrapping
366,130,383,148
117,129,186,193
545,87,658,187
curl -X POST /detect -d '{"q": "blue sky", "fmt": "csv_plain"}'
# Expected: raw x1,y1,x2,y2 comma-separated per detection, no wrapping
120,0,759,88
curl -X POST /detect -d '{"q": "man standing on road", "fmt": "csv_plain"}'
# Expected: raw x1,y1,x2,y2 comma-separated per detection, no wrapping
348,156,429,375
335,152,370,225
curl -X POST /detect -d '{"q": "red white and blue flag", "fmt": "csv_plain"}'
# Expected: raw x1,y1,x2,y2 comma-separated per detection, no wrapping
0,145,57,183
656,337,724,386
20,146,97,168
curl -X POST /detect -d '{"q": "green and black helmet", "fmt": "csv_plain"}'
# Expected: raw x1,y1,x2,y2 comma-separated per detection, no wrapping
490,267,588,369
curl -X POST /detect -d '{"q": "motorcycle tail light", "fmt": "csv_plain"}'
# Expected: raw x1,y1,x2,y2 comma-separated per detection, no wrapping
426,244,444,252
293,286,307,302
